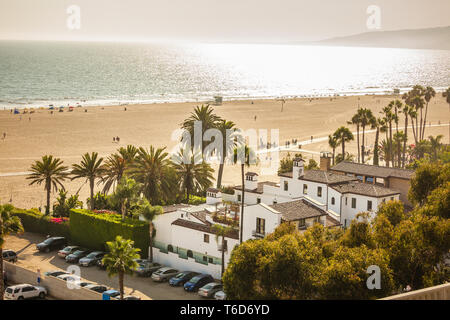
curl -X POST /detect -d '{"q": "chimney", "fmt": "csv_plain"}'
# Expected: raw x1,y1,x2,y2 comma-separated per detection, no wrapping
206,188,222,205
292,157,305,178
320,151,332,171
244,172,258,190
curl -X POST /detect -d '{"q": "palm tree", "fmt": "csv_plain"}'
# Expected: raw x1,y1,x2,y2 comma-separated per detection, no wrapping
379,139,391,166
113,176,141,219
171,148,215,202
422,87,436,140
371,117,382,166
101,153,127,194
381,105,394,167
212,224,236,276
27,155,69,215
0,204,24,300
129,146,177,204
233,145,256,244
118,145,138,163
400,104,411,168
139,203,163,263
408,107,418,146
71,152,105,210
102,236,140,300
359,108,375,164
328,134,338,166
428,135,443,161
215,119,240,188
180,104,221,153
348,109,362,163
393,131,406,166
443,87,450,112
333,126,354,161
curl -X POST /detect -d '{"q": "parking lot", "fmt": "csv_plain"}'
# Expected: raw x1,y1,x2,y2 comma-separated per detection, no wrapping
4,232,202,300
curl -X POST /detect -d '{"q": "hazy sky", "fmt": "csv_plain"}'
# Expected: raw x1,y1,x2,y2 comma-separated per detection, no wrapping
1,0,449,42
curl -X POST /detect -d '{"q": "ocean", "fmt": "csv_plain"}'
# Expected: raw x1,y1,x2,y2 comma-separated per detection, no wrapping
0,40,449,109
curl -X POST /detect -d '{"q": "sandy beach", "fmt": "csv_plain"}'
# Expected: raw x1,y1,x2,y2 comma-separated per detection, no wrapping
1,94,449,209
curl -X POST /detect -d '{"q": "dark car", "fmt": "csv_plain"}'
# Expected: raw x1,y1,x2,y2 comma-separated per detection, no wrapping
97,259,107,270
85,284,108,293
2,250,18,263
134,259,161,277
44,270,69,278
169,271,200,287
65,249,90,263
79,251,105,267
36,237,67,253
183,274,215,292
58,246,80,258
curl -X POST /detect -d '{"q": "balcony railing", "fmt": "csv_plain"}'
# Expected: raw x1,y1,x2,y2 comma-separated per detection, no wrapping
252,230,266,238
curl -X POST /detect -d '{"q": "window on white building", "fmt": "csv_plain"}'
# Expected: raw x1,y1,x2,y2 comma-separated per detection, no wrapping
204,234,209,243
331,197,335,205
317,186,322,197
256,217,266,234
237,194,241,202
367,200,373,211
257,198,261,204
303,184,308,195
298,219,306,229
351,198,356,209
345,197,348,206
284,181,288,191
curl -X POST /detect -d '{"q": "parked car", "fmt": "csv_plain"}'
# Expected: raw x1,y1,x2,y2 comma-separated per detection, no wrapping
184,274,214,292
2,250,18,263
214,290,227,300
79,251,105,267
44,270,68,277
57,246,80,258
79,282,95,287
151,267,179,282
4,284,47,300
102,289,120,299
85,284,108,293
56,274,81,283
36,237,67,253
65,249,90,263
198,282,223,298
169,271,199,287
134,259,161,277
122,295,141,300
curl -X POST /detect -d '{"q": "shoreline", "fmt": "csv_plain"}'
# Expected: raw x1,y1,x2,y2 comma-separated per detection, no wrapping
3,87,450,110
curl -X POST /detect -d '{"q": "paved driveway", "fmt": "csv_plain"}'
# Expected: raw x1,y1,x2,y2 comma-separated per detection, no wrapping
4,232,202,300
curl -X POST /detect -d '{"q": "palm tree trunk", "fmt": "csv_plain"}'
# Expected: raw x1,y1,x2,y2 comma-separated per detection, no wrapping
389,122,393,167
90,178,95,210
332,148,335,165
186,187,190,204
0,238,4,300
341,140,345,160
422,102,429,140
149,224,154,263
119,271,124,300
385,130,390,167
361,126,365,163
402,115,408,168
240,164,245,244
216,163,224,188
356,125,360,163
373,128,379,165
46,179,51,215
221,236,225,276
419,108,423,141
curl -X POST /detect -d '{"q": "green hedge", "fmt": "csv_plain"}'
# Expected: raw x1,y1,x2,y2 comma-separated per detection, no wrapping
11,208,71,239
69,209,150,258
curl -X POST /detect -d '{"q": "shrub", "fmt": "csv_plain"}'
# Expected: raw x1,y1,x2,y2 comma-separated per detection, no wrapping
11,208,71,239
188,195,206,205
69,209,150,258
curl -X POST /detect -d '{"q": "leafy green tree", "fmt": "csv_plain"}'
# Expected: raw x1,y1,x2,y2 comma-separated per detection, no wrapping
408,162,449,205
171,148,214,202
212,224,237,276
306,159,319,170
27,155,69,215
428,135,444,161
376,200,407,226
342,212,375,248
110,176,141,219
71,152,105,210
138,201,163,262
53,190,83,217
0,204,24,300
102,236,140,300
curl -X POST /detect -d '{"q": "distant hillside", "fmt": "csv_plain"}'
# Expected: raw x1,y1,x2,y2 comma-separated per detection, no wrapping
302,26,450,50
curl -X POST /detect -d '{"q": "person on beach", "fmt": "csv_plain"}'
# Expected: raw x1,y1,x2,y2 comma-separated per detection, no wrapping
254,115,257,121
116,136,120,143
2,132,6,140
113,137,116,142
311,135,313,142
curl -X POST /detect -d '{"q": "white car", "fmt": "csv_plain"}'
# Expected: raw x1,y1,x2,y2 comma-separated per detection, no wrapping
4,284,47,300
56,274,81,284
214,290,227,300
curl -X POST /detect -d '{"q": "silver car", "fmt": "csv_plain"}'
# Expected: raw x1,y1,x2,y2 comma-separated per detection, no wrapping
214,290,227,300
198,282,223,298
151,267,179,282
